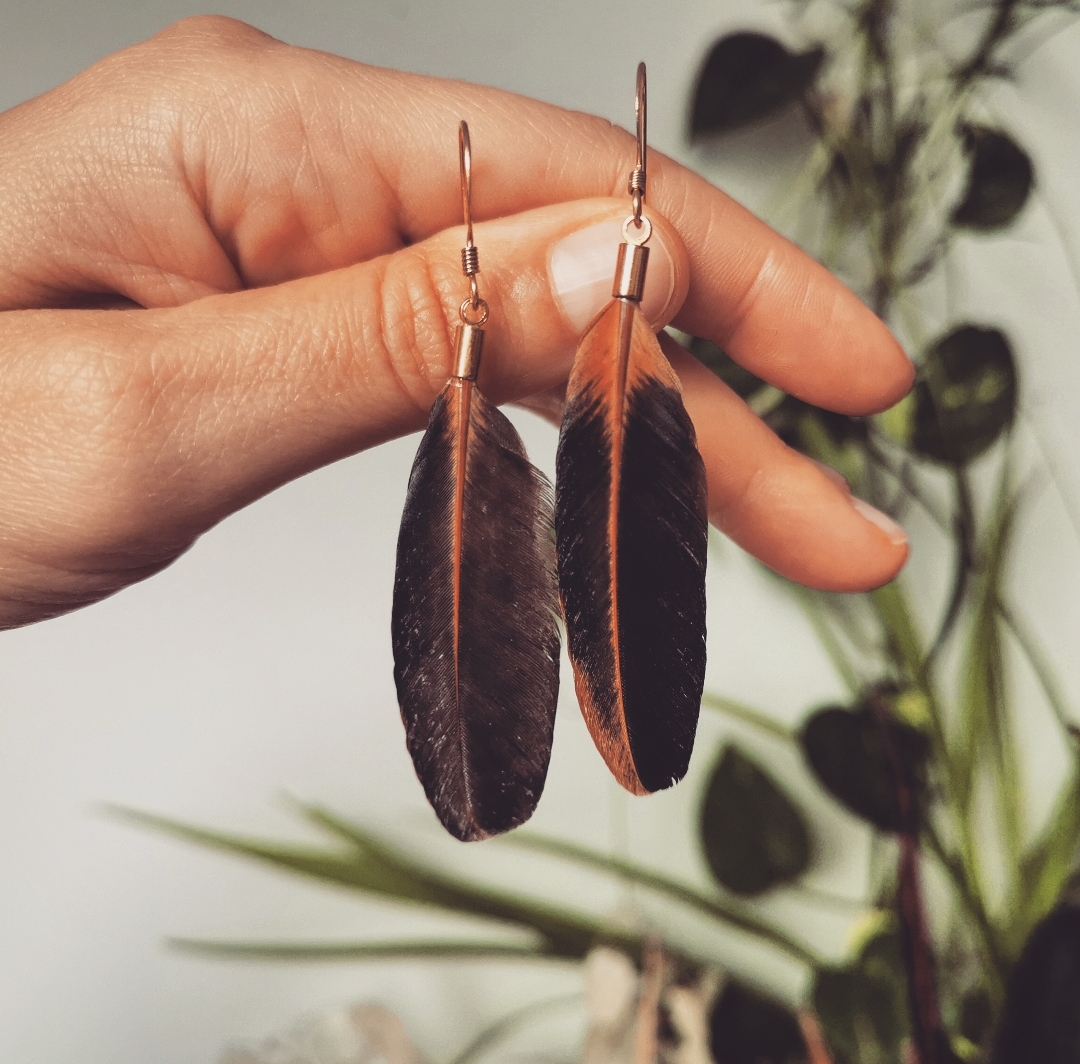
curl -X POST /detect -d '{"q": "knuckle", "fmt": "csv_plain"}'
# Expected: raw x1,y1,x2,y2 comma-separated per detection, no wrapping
151,15,273,52
368,248,456,416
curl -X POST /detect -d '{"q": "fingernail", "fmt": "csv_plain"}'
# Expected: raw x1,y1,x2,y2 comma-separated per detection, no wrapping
810,458,851,495
851,496,908,547
549,216,676,334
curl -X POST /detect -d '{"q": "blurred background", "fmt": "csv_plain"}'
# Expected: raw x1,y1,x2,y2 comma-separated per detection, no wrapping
3,2,1080,1063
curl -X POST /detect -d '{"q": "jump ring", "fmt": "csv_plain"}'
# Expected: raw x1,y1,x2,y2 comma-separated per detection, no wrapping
622,214,652,247
460,297,489,326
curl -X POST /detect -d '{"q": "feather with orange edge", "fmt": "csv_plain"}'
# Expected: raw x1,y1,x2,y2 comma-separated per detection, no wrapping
555,298,708,795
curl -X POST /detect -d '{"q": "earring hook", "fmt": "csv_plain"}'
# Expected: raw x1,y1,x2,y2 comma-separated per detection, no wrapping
457,120,487,325
459,120,474,250
629,62,647,228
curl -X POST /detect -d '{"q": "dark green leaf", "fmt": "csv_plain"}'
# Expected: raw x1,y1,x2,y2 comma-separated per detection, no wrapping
993,906,1080,1064
690,33,825,137
687,337,766,401
800,699,929,832
911,325,1017,465
700,744,810,896
813,927,909,1064
953,127,1033,231
764,396,867,454
709,981,806,1064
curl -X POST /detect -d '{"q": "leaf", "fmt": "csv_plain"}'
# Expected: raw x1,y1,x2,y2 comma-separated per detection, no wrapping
993,905,1080,1064
709,981,806,1064
108,805,622,961
169,939,548,962
699,745,811,896
765,397,868,455
952,127,1033,231
690,32,825,138
911,325,1017,465
812,927,909,1064
953,469,1023,879
800,699,929,832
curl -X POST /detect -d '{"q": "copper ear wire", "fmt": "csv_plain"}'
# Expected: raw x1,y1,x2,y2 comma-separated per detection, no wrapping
614,63,651,302
628,61,647,229
453,121,488,379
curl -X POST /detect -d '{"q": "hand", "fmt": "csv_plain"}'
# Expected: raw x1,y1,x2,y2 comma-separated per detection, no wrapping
0,16,912,629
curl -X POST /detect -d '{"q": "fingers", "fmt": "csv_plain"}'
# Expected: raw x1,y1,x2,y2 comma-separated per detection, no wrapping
0,199,685,625
0,193,901,631
0,16,911,422
660,335,908,591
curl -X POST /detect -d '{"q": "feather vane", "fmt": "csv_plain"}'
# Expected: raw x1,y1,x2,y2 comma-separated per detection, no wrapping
555,299,708,795
392,379,560,840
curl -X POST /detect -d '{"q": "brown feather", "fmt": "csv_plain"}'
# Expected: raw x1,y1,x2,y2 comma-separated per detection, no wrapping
555,300,708,794
392,379,560,840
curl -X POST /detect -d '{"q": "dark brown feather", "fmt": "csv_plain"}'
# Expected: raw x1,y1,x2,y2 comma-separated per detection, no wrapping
392,379,561,841
555,299,708,795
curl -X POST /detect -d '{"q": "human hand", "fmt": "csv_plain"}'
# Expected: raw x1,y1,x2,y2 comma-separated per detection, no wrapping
0,16,912,629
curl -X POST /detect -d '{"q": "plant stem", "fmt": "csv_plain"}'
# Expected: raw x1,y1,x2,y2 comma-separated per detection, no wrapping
921,825,1007,1006
956,0,1023,85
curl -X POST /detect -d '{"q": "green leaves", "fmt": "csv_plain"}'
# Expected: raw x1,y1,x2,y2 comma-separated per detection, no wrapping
813,926,909,1064
699,745,810,896
911,325,1018,465
953,127,1033,231
109,803,625,963
709,981,806,1064
690,33,824,138
800,699,929,833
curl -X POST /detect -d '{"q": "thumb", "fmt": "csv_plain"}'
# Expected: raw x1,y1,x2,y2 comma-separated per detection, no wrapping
0,199,686,624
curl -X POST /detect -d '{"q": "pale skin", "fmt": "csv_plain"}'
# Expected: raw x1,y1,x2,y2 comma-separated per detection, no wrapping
0,16,914,630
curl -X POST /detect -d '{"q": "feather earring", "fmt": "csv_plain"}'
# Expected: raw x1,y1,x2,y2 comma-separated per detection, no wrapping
391,122,561,841
555,65,709,796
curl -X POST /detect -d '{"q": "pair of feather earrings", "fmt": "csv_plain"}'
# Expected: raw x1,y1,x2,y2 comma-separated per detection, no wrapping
392,67,709,842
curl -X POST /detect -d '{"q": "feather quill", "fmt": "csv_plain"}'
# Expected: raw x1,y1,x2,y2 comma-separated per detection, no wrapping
392,377,561,841
555,298,708,795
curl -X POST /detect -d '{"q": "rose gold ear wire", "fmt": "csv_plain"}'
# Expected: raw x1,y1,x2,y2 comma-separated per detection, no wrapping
630,61,647,228
614,62,652,301
453,120,488,380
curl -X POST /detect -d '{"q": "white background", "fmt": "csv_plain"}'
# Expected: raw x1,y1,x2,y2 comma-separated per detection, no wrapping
3,2,1080,1062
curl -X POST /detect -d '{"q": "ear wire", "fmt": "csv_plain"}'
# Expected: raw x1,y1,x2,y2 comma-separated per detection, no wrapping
454,121,487,378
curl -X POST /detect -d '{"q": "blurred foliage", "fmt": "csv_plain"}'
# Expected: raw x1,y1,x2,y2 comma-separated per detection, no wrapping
709,981,807,1064
801,697,929,833
813,926,910,1064
690,32,825,137
700,745,810,896
126,2,1080,1063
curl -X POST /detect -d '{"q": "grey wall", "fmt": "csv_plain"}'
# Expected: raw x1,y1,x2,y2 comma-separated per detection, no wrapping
3,3,1080,1063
